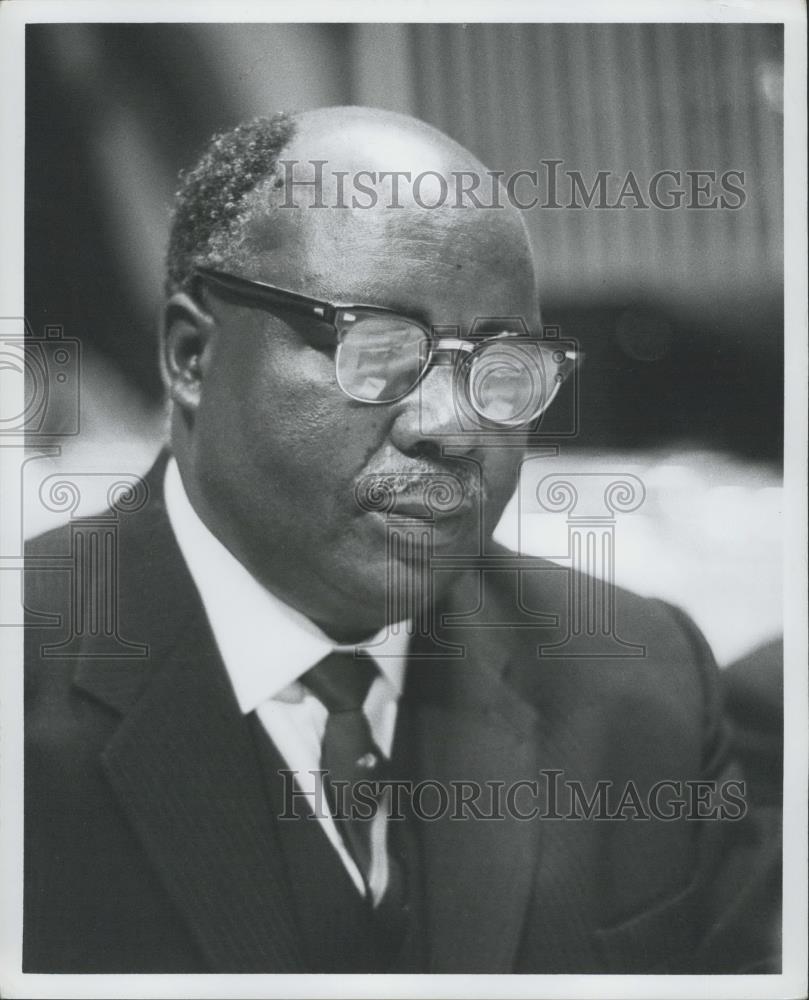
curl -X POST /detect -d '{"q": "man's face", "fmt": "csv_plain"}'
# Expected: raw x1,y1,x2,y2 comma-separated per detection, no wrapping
188,189,539,639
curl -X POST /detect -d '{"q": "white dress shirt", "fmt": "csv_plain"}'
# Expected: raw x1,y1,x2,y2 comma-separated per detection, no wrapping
163,457,410,899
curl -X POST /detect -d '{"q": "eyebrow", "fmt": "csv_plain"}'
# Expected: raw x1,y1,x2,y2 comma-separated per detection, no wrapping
329,288,432,329
369,299,432,328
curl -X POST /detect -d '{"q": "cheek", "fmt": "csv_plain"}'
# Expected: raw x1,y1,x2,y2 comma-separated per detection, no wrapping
198,330,388,504
202,325,330,447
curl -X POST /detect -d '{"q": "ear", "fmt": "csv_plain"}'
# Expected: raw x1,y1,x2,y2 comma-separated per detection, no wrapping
161,292,217,413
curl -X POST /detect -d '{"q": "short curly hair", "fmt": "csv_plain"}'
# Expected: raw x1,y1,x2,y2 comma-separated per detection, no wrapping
165,112,297,296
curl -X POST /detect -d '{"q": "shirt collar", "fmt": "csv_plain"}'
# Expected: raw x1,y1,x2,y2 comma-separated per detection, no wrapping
163,456,409,714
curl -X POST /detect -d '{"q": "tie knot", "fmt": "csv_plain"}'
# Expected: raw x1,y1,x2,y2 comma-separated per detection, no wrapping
301,651,379,714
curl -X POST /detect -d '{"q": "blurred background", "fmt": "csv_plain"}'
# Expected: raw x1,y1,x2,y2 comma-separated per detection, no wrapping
22,22,783,669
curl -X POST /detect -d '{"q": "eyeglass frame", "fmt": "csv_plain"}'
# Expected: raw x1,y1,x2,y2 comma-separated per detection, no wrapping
192,265,579,415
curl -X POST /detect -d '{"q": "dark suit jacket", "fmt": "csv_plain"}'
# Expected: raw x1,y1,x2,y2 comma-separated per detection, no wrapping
24,455,781,974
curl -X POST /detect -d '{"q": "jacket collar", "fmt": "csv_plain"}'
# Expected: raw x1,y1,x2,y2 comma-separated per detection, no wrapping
73,451,306,970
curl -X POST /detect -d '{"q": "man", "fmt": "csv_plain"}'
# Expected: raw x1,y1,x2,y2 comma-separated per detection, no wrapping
24,107,779,974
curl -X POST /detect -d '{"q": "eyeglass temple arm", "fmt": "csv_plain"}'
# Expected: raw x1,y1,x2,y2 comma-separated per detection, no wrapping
194,267,338,324
194,269,582,370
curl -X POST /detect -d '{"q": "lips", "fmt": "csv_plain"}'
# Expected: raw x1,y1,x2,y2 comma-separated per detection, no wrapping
387,499,441,519
354,471,481,519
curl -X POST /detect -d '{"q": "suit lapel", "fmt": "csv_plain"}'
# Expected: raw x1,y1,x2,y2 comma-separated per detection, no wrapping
404,560,610,973
99,612,305,972
402,572,542,973
72,456,305,972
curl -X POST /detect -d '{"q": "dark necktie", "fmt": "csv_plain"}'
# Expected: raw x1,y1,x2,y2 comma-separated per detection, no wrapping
301,650,412,967
301,651,388,892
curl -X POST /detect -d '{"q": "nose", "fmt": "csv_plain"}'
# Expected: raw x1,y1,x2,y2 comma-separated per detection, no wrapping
387,359,477,456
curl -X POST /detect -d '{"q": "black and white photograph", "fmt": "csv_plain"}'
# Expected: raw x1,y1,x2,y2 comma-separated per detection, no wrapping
0,2,806,997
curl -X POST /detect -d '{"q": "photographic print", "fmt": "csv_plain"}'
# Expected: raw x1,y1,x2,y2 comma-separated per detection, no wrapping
1,2,805,998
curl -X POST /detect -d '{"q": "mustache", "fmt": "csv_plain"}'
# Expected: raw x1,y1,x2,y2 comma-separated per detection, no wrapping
354,467,482,516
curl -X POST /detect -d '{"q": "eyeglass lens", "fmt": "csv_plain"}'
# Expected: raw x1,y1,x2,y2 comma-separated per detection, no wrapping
335,315,429,402
465,340,559,426
335,314,564,425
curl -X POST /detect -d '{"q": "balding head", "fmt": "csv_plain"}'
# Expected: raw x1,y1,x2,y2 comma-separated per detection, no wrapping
166,106,537,314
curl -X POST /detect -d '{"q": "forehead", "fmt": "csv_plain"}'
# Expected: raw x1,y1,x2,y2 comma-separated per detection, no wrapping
232,112,538,325
241,195,538,330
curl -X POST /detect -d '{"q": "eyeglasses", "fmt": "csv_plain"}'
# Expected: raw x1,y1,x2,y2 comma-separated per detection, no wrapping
194,266,579,427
